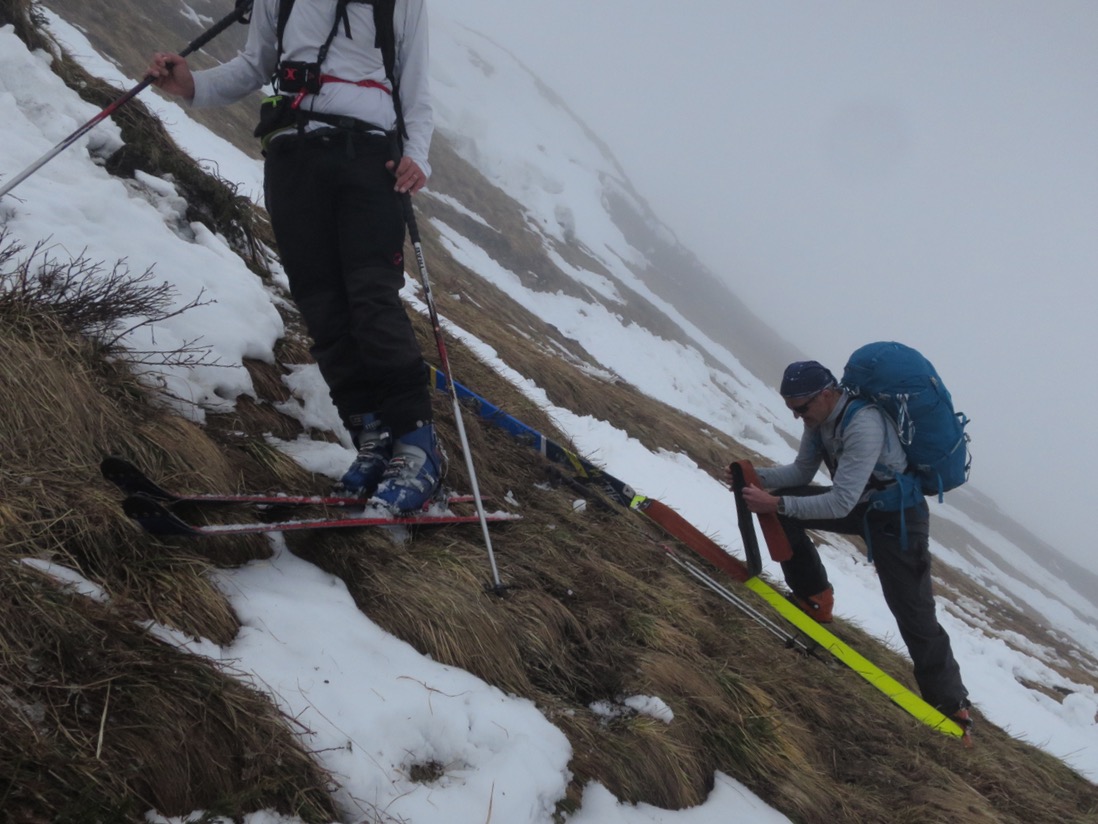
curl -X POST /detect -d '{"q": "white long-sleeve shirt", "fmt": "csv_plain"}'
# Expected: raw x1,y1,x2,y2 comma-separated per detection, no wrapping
755,392,910,521
190,0,433,175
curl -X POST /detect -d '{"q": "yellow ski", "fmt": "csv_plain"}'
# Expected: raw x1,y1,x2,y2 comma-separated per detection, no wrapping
635,496,964,738
742,577,964,736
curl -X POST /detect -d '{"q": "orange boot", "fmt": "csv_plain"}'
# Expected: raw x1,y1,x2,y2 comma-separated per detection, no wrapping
951,705,975,748
794,587,834,623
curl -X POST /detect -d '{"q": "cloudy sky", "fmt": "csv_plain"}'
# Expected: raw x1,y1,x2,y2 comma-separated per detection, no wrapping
452,1,1098,566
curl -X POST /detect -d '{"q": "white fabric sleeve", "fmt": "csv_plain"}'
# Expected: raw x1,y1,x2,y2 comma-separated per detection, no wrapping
191,0,279,109
754,428,824,492
783,407,886,520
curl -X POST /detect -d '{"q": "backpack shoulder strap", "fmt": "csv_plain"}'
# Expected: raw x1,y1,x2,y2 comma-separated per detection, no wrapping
344,0,406,141
816,396,870,477
837,396,869,435
368,0,397,79
369,0,407,141
839,397,902,494
276,0,297,59
273,0,407,143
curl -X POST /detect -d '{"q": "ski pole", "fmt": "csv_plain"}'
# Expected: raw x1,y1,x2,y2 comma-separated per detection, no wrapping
661,546,812,655
398,190,506,596
0,0,255,201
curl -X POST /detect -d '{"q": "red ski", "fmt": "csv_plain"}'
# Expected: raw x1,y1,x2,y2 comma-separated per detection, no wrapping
121,493,520,537
101,455,474,509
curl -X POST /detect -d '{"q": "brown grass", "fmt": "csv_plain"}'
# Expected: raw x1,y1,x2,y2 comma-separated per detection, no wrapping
0,309,337,821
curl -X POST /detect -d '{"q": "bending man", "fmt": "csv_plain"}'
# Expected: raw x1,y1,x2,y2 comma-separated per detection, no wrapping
730,360,971,726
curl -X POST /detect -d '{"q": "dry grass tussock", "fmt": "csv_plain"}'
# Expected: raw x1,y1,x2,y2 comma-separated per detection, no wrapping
0,275,337,820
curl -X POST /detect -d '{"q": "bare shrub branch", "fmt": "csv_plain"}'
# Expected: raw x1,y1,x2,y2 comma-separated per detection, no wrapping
0,228,220,368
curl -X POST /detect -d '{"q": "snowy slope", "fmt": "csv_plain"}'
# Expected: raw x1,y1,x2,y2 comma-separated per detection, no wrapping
3,9,1098,822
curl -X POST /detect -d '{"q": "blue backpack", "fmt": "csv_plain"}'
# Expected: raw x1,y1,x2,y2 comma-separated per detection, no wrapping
840,341,971,502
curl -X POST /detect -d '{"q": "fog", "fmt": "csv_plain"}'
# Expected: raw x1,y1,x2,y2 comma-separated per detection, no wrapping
450,1,1098,571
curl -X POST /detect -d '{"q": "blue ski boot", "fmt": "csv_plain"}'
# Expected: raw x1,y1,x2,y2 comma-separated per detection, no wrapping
372,422,445,512
335,413,392,498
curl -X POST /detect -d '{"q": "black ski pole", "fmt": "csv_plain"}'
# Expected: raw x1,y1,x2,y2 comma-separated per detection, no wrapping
0,0,254,201
397,186,506,596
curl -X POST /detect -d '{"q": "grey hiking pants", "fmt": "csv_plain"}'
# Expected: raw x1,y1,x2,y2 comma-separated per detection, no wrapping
776,485,969,714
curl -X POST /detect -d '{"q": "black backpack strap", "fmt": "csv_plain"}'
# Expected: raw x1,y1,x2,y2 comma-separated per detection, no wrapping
275,0,296,70
343,0,407,144
315,0,350,67
368,0,407,142
274,0,407,143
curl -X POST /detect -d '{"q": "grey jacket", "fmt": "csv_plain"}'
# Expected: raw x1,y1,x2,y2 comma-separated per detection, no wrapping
190,0,433,174
755,391,909,521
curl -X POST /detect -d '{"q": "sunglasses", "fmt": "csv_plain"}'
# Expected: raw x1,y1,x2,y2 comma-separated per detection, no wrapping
789,391,822,415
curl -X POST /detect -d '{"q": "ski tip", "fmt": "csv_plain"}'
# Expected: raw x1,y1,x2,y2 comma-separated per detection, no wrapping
121,493,162,517
100,454,135,477
121,493,199,536
101,455,178,502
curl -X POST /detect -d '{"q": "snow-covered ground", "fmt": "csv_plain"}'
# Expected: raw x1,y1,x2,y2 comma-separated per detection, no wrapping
2,11,1095,822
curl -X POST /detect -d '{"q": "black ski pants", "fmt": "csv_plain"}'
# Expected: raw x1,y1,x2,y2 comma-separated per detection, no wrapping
264,128,431,438
776,485,969,714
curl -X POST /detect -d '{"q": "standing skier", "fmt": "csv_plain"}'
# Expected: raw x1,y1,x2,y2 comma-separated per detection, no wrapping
146,0,443,511
728,360,972,729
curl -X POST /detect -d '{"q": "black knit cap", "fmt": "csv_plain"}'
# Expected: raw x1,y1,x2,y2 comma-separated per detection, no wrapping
780,360,836,398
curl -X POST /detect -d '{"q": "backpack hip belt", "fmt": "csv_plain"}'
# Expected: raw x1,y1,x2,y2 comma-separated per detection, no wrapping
289,75,392,113
320,75,391,94
278,60,392,107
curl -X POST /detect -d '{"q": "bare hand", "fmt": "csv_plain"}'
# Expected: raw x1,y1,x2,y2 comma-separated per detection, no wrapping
741,484,780,514
387,156,427,195
146,52,195,101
